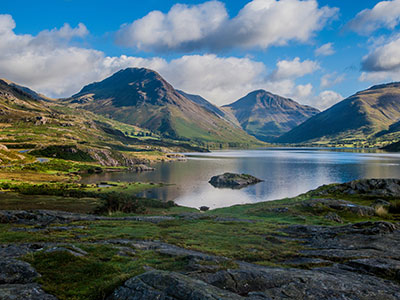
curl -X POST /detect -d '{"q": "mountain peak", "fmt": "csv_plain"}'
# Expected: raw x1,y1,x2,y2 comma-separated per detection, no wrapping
74,68,178,107
223,89,319,142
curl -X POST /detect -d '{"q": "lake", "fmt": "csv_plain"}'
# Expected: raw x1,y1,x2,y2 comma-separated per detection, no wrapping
81,148,400,209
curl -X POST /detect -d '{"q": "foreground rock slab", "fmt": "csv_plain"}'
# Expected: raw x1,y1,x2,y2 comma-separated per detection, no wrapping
107,270,243,300
209,173,263,189
0,284,57,300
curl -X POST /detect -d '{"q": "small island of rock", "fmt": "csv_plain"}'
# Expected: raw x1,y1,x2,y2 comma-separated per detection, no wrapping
209,172,263,189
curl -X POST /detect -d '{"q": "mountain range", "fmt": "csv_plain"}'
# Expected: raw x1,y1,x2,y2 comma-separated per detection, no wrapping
1,67,400,150
66,68,258,146
278,82,400,145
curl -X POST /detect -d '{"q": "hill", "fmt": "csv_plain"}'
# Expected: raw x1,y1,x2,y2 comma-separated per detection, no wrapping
0,79,204,167
67,68,260,147
278,82,400,145
223,90,319,142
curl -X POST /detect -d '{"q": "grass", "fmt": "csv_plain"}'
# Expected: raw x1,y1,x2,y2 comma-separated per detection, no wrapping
24,246,190,300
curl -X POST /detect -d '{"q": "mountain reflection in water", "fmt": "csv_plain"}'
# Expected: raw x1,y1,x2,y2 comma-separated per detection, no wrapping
80,148,400,209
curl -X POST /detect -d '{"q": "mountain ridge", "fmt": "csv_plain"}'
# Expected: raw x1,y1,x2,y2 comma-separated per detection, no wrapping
278,82,400,144
67,68,260,146
223,89,319,142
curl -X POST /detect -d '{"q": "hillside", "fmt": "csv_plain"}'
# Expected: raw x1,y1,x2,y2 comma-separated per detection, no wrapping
278,82,400,145
0,79,204,167
177,90,241,127
223,90,319,142
67,68,260,147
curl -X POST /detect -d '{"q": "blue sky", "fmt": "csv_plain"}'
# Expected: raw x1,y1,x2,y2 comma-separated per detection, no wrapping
1,0,400,109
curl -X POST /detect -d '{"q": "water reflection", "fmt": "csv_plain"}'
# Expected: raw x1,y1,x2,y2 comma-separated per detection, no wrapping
80,148,400,208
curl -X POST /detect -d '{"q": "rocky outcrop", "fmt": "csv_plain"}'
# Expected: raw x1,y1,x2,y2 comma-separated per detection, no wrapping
0,284,57,300
303,198,376,216
314,178,400,197
0,259,38,284
106,220,400,300
0,210,174,226
0,258,57,300
132,164,155,172
209,173,263,189
107,270,243,300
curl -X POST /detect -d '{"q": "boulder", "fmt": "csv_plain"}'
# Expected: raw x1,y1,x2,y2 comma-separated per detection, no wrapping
0,284,57,300
209,173,263,189
0,259,38,284
107,270,242,300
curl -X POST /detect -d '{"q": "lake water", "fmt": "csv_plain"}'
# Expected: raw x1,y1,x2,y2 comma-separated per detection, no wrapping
81,148,400,209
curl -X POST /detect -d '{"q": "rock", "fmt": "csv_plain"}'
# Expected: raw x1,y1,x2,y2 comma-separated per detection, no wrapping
372,199,391,207
209,173,263,189
324,212,343,223
0,259,38,284
271,207,289,213
199,206,209,212
193,266,400,299
0,284,57,300
346,258,400,281
303,198,376,216
44,246,87,257
0,210,174,226
107,270,243,300
315,179,400,198
132,164,155,172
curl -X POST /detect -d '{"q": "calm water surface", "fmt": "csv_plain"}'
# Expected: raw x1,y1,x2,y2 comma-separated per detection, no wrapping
81,148,400,209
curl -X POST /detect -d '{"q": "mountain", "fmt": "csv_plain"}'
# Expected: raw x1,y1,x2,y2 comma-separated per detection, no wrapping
0,78,52,101
222,90,319,142
177,90,241,127
0,78,205,166
278,82,400,144
68,68,259,146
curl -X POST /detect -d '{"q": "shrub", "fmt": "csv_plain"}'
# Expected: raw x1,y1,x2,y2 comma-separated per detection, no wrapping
375,206,388,217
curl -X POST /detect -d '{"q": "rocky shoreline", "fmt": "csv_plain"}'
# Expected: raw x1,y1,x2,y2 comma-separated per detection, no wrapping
0,178,400,299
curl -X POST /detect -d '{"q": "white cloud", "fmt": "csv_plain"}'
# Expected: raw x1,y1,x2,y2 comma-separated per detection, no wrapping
347,0,400,35
269,57,319,81
116,0,338,52
0,14,324,108
315,42,335,56
314,90,343,110
320,73,344,88
360,35,400,83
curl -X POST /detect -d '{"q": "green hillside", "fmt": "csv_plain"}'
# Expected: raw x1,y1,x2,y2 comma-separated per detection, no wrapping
67,68,261,147
278,82,400,147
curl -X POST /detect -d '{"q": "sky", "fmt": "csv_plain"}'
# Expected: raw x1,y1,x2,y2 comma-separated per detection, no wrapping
1,0,400,110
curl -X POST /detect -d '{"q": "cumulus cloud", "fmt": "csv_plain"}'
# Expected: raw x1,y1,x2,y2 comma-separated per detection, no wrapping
347,0,400,35
269,57,319,81
116,0,338,52
0,14,322,107
360,35,400,83
320,73,344,88
315,43,335,56
317,90,343,110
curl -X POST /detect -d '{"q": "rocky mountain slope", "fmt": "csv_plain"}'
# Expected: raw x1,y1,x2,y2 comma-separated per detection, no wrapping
223,90,319,142
67,68,260,146
0,79,202,167
278,82,400,144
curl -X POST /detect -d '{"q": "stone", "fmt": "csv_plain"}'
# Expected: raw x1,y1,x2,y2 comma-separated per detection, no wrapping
0,284,57,300
324,212,343,223
0,259,38,284
199,206,209,212
209,173,263,189
107,270,243,300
